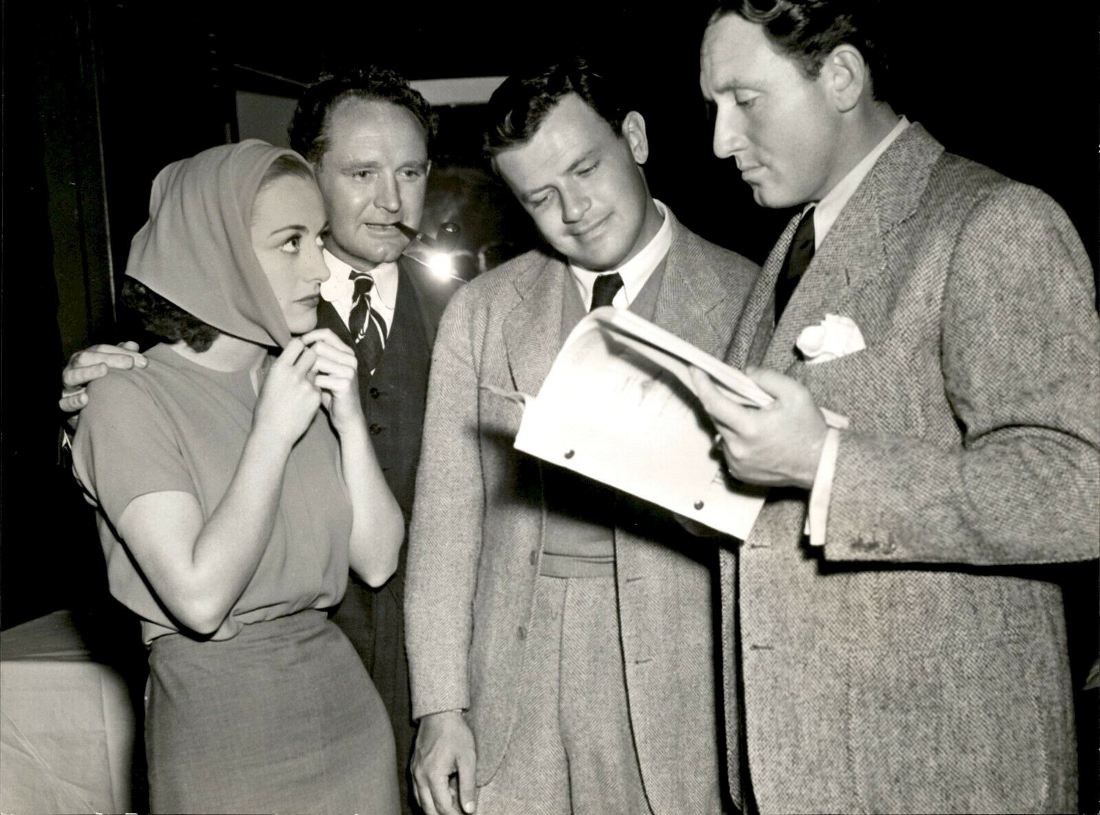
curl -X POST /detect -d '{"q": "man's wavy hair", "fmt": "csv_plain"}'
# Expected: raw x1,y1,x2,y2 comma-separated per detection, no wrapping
289,67,437,165
483,56,631,163
709,0,892,102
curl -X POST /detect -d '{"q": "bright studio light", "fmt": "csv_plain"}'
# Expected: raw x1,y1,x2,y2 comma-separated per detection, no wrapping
428,252,456,280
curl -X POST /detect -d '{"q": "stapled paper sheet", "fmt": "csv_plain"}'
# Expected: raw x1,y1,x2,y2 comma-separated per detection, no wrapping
488,308,847,539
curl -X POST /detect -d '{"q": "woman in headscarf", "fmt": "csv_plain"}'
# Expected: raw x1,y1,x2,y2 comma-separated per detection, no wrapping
72,140,404,814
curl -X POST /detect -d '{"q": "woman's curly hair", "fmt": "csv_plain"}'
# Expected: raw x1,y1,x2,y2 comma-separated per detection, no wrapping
120,278,219,352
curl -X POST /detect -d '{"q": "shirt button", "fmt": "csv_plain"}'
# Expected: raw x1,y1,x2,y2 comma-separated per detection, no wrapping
369,387,381,399
529,550,538,566
517,626,526,641
369,423,383,435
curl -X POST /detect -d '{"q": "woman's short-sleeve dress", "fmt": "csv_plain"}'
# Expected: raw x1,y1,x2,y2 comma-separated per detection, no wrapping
73,343,399,815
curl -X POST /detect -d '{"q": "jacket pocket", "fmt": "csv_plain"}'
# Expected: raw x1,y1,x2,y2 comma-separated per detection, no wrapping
845,639,1051,814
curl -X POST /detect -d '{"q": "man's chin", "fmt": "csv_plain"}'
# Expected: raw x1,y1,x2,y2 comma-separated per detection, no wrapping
351,243,407,266
750,183,801,210
750,184,774,208
563,244,632,273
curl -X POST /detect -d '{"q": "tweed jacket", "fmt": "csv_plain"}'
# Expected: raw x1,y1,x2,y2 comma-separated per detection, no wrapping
720,124,1099,814
406,211,759,814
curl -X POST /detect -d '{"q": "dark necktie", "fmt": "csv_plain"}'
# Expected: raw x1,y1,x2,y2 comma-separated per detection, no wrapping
775,206,816,321
590,272,625,311
348,271,388,374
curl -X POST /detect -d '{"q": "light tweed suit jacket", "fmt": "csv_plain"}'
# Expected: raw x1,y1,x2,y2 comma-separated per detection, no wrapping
406,211,759,814
720,123,1100,814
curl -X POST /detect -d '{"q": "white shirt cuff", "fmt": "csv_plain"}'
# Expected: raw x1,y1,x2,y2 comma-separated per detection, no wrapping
804,426,841,546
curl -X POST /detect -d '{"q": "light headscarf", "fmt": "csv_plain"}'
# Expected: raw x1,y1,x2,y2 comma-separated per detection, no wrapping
125,139,308,348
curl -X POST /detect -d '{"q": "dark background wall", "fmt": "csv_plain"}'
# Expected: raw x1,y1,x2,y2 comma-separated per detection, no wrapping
2,0,1097,805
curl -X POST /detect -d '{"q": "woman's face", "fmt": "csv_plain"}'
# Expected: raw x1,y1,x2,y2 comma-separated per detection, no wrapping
250,174,330,334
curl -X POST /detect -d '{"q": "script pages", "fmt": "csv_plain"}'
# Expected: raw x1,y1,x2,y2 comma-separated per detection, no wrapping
490,307,846,539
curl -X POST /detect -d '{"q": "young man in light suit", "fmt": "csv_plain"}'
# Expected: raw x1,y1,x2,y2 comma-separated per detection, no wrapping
404,58,759,815
692,2,1099,812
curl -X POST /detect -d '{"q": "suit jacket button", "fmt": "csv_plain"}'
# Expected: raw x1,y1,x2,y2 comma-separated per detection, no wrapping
529,550,538,566
517,626,527,640
369,423,383,435
369,387,381,399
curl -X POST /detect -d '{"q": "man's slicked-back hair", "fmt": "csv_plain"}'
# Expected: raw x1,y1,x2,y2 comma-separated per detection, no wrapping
288,66,437,165
709,0,892,102
483,56,631,161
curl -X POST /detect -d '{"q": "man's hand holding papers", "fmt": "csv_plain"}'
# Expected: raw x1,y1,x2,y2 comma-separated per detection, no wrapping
487,307,846,540
690,366,828,490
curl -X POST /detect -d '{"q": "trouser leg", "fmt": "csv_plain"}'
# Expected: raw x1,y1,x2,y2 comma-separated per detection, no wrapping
560,576,652,815
476,576,572,815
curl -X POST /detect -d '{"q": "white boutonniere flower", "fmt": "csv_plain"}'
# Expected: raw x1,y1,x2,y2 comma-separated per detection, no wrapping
796,314,866,363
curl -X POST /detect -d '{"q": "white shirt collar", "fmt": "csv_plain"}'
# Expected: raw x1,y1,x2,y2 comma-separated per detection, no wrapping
319,249,400,310
569,199,672,309
811,116,910,249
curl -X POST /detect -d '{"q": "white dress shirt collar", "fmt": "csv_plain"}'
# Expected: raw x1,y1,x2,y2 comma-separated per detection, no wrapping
319,249,399,311
811,116,910,249
568,199,673,310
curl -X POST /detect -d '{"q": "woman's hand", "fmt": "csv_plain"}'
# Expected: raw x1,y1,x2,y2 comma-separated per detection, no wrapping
118,338,325,636
253,338,321,449
301,328,363,435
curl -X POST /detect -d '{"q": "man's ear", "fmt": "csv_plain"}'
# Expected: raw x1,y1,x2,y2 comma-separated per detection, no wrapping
621,111,650,164
823,44,869,113
425,159,433,180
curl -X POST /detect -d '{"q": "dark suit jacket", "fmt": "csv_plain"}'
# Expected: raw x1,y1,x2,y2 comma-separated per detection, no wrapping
406,212,760,815
721,123,1099,814
316,256,459,519
321,256,460,815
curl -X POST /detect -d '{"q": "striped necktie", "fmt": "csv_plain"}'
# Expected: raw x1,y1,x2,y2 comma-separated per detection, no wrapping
348,271,388,374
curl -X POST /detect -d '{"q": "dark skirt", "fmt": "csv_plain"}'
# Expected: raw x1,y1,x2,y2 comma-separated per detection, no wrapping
145,609,399,815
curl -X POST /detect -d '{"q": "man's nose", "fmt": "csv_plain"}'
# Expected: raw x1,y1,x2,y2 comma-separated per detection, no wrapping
559,188,590,224
374,174,401,214
712,106,748,160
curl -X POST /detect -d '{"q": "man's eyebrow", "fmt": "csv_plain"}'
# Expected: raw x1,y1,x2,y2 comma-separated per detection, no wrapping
709,78,746,94
522,185,551,201
565,149,597,175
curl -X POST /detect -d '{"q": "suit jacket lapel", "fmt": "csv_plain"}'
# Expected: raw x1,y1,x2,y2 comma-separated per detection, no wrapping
401,256,458,350
760,123,945,371
500,205,762,395
730,213,800,368
762,196,887,371
316,298,355,347
501,251,571,397
653,213,742,357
